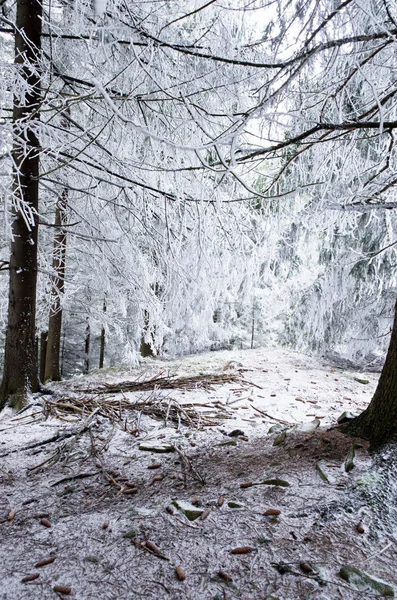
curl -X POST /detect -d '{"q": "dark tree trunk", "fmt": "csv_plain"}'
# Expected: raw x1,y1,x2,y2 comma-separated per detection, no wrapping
84,319,91,374
44,193,68,382
0,0,42,409
39,331,48,384
140,310,154,357
99,297,107,369
61,330,66,378
341,299,397,448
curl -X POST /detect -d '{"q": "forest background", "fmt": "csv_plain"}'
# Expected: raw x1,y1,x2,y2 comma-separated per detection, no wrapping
0,0,396,424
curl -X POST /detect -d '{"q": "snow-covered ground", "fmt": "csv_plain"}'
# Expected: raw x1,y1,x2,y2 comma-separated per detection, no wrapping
1,347,396,599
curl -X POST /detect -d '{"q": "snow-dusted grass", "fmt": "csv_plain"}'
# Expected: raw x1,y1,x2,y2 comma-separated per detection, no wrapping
1,347,395,599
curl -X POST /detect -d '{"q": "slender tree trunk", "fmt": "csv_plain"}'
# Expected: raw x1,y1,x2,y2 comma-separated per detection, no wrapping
341,299,397,448
39,331,48,384
99,297,107,369
44,192,68,382
251,304,255,350
0,0,42,409
84,319,91,374
60,329,66,378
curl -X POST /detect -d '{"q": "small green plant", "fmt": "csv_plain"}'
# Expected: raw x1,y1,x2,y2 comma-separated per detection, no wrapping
122,528,138,539
257,536,272,544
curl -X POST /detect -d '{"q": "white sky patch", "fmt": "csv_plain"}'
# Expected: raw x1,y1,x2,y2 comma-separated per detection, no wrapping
94,0,108,18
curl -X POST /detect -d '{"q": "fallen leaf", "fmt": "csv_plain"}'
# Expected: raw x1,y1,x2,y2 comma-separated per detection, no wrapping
175,566,186,581
40,518,51,528
150,475,164,483
230,546,255,554
264,509,281,516
7,509,16,521
144,540,161,554
300,561,313,573
21,573,40,583
218,570,233,581
35,556,55,568
53,585,71,594
122,488,138,495
200,508,210,520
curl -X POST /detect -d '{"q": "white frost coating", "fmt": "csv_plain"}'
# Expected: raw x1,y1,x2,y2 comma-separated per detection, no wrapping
94,0,107,18
92,79,237,153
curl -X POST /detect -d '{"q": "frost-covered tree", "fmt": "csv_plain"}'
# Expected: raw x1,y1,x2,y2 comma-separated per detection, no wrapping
235,0,397,446
2,0,397,448
0,0,277,405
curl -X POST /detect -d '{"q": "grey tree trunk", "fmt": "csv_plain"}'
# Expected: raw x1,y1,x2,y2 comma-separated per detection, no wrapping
44,193,68,382
39,331,48,384
341,299,397,448
0,0,42,409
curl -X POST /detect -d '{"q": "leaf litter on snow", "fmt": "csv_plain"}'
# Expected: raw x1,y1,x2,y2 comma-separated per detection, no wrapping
0,347,396,599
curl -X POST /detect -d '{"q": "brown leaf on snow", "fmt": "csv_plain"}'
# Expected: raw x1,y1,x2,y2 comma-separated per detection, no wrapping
21,573,40,583
200,508,210,520
218,496,225,507
240,482,253,489
40,518,51,528
218,570,233,581
122,487,138,495
150,475,164,484
175,566,186,581
35,556,56,568
140,540,170,560
7,509,16,521
230,546,255,554
264,509,281,516
144,540,160,552
53,585,71,594
299,561,313,573
102,520,109,529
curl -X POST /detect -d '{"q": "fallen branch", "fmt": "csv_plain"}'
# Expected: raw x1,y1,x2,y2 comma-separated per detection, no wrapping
50,472,99,487
251,405,294,426
0,424,91,458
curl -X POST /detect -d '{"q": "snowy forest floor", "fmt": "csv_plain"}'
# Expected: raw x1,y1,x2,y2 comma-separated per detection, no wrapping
1,347,397,600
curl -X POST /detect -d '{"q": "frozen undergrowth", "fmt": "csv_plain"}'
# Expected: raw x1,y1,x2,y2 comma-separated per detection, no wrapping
0,347,396,600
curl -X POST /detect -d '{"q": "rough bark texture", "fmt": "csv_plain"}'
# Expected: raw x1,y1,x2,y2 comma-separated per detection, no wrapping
341,299,397,447
44,194,68,382
0,0,42,409
99,298,107,369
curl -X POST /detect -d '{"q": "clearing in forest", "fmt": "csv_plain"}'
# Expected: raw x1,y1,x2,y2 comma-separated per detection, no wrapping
0,348,396,600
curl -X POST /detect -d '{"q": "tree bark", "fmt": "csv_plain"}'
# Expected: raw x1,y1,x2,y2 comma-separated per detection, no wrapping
44,192,68,382
341,299,397,448
0,0,42,409
99,297,107,369
39,331,48,384
140,309,154,357
84,319,91,374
